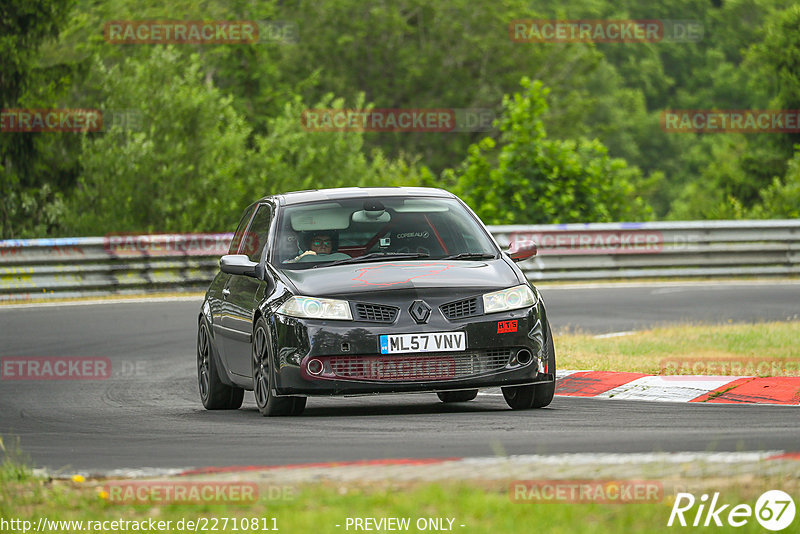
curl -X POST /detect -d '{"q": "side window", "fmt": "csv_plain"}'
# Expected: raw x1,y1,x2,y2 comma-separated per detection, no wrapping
241,205,272,262
228,206,256,254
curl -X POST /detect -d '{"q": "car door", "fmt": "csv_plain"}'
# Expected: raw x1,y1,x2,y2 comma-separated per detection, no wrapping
218,203,274,378
210,204,256,374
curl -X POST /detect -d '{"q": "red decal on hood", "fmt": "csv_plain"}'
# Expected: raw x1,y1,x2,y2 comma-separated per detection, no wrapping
352,262,454,286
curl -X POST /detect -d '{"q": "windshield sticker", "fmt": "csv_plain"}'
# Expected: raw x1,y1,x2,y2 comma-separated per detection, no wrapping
396,231,430,239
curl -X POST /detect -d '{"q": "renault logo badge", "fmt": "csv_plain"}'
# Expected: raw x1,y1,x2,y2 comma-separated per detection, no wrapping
409,300,431,324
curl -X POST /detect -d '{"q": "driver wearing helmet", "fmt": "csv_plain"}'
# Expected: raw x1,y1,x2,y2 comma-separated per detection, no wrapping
288,231,349,262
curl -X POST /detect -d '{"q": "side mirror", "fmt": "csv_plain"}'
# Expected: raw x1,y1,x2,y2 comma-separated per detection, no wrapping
507,240,537,262
220,254,260,277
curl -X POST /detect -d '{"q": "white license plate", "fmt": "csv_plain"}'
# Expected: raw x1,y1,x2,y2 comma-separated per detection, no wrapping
379,332,466,354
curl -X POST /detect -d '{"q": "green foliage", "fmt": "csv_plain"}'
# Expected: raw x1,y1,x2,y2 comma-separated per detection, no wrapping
447,78,651,225
64,51,429,235
0,0,76,238
3,0,800,238
282,0,643,174
0,0,74,106
0,436,32,482
749,5,800,111
751,146,800,218
249,94,430,197
64,48,254,234
667,4,800,220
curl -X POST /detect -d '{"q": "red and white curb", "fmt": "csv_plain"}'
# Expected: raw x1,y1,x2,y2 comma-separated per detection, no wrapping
557,369,800,405
48,451,798,481
177,451,796,478
480,370,800,405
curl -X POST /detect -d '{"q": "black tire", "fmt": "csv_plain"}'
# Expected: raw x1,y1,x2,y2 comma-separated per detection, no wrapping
290,397,307,415
437,389,479,403
252,318,301,416
532,320,556,408
502,318,556,410
502,384,536,409
197,319,244,410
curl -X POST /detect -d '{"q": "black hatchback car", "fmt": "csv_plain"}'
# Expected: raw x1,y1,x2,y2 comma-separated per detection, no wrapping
197,187,555,416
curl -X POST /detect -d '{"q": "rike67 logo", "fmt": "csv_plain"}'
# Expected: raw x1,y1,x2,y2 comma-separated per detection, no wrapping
668,490,796,531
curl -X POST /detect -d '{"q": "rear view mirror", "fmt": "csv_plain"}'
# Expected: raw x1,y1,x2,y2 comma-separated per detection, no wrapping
507,241,537,262
352,209,391,223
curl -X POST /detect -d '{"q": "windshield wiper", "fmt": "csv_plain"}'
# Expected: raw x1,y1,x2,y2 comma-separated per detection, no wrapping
439,252,497,260
315,252,430,267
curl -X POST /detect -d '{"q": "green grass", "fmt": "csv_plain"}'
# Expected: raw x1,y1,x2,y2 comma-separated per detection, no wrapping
2,321,799,533
556,321,800,375
0,437,32,483
2,472,797,533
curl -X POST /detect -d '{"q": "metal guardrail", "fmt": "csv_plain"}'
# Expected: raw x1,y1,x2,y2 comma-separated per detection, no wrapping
493,219,800,281
0,234,233,302
1,220,798,302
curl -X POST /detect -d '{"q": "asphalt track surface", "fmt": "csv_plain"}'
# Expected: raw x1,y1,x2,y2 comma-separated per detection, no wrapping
0,281,798,472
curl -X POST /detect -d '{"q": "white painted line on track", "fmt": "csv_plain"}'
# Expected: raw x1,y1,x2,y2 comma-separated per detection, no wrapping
34,467,188,479
0,295,204,310
37,451,790,479
598,375,747,402
537,279,800,290
460,451,785,466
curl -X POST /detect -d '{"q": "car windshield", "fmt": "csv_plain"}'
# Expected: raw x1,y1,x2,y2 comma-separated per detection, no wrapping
272,196,498,269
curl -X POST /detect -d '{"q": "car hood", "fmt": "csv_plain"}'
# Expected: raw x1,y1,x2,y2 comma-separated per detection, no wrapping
279,260,521,297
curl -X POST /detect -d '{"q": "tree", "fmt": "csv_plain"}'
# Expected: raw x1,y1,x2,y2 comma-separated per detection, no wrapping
0,0,75,238
64,48,254,234
65,49,430,235
751,146,800,218
249,93,432,197
669,4,800,220
445,78,652,224
279,0,641,174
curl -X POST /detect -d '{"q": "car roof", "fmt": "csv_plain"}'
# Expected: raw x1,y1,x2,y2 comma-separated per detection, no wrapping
257,187,456,206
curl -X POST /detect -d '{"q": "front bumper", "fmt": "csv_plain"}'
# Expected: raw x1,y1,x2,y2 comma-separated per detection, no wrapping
268,297,553,396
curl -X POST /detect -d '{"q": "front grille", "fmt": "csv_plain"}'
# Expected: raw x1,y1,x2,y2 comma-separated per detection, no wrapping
440,297,479,320
355,303,399,323
325,348,514,381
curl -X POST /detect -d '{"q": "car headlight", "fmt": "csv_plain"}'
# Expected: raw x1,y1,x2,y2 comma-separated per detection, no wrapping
277,296,353,320
483,284,537,314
